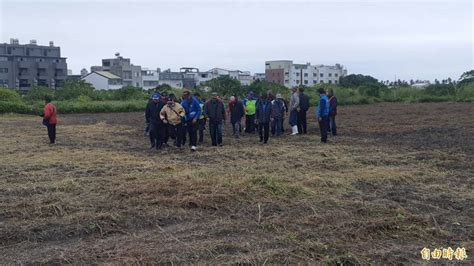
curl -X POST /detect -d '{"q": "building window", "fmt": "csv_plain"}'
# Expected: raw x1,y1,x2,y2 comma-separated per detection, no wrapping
304,80,308,84
334,80,338,84
320,80,324,83
0,79,8,87
7,47,12,54
320,73,324,77
304,73,308,77
0,68,8,73
313,73,317,77
335,73,338,77
296,73,300,76
284,80,289,83
313,80,317,83
329,73,332,77
328,80,332,84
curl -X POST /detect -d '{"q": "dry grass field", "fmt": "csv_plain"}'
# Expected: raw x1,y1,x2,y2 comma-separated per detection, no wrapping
1,102,473,264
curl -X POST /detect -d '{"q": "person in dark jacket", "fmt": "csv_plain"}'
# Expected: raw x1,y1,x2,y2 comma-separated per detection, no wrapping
271,93,286,136
256,93,272,144
144,95,153,136
181,90,202,152
316,88,330,143
145,92,166,149
227,95,245,138
204,92,226,146
281,97,289,132
328,89,338,136
297,87,310,134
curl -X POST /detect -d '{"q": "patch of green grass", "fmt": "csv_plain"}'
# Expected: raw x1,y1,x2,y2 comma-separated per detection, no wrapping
248,175,307,198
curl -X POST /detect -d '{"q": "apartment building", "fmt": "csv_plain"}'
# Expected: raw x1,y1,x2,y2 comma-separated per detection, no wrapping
253,73,266,81
91,53,142,87
141,68,159,90
0,39,67,91
265,60,347,88
202,68,253,86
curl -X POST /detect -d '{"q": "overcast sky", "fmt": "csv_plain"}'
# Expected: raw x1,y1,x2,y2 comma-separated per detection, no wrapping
1,0,472,81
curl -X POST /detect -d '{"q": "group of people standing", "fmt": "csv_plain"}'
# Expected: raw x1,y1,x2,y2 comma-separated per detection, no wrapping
39,88,337,147
144,87,338,151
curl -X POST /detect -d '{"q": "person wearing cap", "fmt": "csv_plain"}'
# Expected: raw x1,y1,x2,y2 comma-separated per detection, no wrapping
316,88,330,143
297,87,310,134
41,95,58,144
256,93,272,144
181,89,202,152
328,89,338,136
227,95,245,138
145,92,166,149
289,87,300,135
160,98,186,148
271,93,286,136
194,92,207,144
204,92,226,146
243,91,257,134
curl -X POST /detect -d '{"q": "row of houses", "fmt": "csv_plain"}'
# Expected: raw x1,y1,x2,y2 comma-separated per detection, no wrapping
0,39,348,91
81,53,263,90
82,54,348,91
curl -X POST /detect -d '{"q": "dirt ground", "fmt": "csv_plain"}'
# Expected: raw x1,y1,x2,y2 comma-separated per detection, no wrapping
1,102,473,264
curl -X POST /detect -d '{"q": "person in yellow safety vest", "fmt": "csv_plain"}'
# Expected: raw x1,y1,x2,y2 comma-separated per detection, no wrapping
194,93,207,143
243,91,257,133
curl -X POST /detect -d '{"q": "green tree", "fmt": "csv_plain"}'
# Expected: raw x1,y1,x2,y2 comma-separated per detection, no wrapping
245,80,289,98
24,86,55,102
112,86,146,100
55,80,95,100
339,74,383,88
203,75,243,97
0,88,22,102
458,70,474,87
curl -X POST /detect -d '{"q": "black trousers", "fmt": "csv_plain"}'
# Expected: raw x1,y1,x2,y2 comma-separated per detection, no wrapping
209,121,223,146
46,124,56,143
186,122,198,147
149,123,165,148
318,116,329,143
297,110,308,134
245,114,256,133
198,118,206,143
171,123,184,147
258,122,270,143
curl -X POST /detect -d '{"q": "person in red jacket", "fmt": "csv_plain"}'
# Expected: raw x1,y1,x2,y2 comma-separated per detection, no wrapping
42,96,58,144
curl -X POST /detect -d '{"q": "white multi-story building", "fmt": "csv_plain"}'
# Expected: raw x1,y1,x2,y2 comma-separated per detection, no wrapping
265,60,347,88
253,73,266,81
202,68,253,86
141,68,159,90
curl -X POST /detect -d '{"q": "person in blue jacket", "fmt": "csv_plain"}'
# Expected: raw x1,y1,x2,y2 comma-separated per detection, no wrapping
256,93,272,144
316,88,330,143
181,90,202,152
